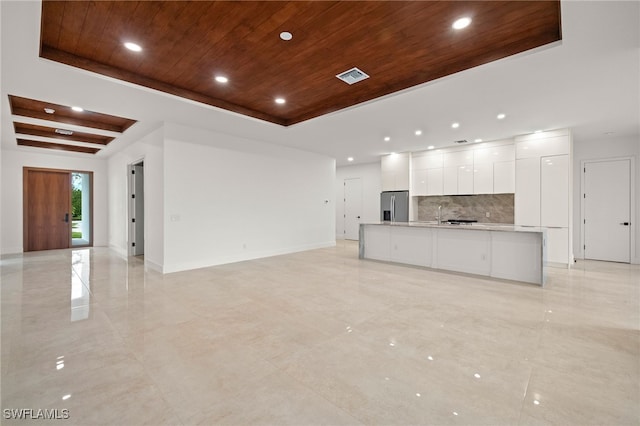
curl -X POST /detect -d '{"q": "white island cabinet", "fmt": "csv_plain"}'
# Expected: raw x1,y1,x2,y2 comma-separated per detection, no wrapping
360,222,545,286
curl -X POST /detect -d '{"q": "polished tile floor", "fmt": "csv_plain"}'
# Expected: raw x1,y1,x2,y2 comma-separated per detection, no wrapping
1,241,638,425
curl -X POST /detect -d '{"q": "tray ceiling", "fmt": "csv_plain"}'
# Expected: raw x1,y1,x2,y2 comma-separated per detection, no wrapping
39,1,561,126
9,95,137,155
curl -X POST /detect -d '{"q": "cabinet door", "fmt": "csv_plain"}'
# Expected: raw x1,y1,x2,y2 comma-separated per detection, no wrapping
426,168,443,195
494,160,515,193
411,169,427,196
545,227,569,264
381,171,396,192
458,165,474,194
473,163,493,194
541,155,569,227
515,158,540,226
443,167,458,195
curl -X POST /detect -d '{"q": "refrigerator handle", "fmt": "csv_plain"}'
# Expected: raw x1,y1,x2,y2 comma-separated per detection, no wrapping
391,195,395,222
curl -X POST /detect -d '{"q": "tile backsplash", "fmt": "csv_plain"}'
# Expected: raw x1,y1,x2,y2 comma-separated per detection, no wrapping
417,194,514,223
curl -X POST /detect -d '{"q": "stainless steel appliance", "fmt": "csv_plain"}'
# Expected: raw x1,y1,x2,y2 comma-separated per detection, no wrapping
380,191,409,222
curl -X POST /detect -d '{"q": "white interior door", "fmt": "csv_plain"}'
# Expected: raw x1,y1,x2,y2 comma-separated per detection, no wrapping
344,178,362,240
584,159,631,262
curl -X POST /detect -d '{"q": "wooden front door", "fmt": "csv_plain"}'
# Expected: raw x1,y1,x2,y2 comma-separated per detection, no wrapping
24,168,71,251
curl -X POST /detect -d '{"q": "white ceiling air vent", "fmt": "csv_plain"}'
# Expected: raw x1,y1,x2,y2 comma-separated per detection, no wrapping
336,67,370,85
454,139,468,144
55,129,74,135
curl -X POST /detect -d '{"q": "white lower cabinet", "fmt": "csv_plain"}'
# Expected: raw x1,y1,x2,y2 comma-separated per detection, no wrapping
545,227,569,265
390,227,433,267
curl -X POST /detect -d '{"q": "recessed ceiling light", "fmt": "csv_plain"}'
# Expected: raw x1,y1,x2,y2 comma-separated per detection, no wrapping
497,113,506,120
347,157,354,162
534,130,542,133
44,108,55,114
275,98,286,104
384,136,390,142
55,129,73,135
390,152,397,155
474,138,482,142
124,42,142,52
415,130,422,136
427,145,435,150
280,31,293,41
214,75,228,84
71,106,84,112
452,17,472,30
451,122,460,129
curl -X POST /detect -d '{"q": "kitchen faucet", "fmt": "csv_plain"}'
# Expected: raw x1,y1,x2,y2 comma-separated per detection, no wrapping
437,205,442,225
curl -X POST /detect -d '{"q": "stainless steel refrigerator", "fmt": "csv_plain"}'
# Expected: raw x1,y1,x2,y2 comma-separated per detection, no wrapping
380,190,409,222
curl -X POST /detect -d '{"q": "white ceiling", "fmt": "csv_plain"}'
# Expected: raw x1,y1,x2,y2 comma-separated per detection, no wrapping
1,1,639,166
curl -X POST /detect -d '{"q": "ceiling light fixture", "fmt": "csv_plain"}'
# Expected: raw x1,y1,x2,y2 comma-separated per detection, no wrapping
215,76,228,83
452,17,472,30
279,31,293,41
474,138,482,142
44,108,55,114
275,98,286,104
415,130,422,136
427,145,435,150
55,129,73,135
384,136,390,142
497,113,506,119
451,122,460,129
347,157,354,162
124,42,142,52
71,106,84,112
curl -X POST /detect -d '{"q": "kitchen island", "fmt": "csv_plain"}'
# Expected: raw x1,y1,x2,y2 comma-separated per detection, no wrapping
359,222,545,285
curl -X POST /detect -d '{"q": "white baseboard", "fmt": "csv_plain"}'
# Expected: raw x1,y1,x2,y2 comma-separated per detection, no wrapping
162,240,336,274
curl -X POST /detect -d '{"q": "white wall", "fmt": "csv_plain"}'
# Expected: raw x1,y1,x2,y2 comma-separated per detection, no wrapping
335,162,381,239
162,123,335,273
573,135,640,263
107,126,164,270
1,149,107,254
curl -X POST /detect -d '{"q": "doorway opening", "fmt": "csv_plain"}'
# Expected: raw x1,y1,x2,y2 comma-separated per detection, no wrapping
23,167,93,252
71,172,92,246
128,161,145,257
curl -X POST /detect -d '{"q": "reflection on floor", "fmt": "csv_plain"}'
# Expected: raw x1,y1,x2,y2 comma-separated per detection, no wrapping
1,241,638,425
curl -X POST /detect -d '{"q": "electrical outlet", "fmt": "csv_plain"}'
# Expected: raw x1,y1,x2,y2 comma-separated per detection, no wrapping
485,212,490,218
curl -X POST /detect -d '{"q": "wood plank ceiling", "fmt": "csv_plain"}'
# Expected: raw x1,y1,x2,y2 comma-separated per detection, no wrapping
9,95,136,154
39,1,562,126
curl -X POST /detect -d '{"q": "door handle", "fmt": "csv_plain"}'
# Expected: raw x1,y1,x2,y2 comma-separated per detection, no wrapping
620,222,630,226
64,213,69,223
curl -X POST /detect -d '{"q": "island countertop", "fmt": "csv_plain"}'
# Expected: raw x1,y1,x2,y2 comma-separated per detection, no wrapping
364,221,545,234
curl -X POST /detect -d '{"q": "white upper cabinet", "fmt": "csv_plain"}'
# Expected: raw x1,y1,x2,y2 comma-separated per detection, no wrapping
381,153,410,191
473,163,493,194
515,129,570,159
443,167,458,194
412,151,443,169
444,150,473,168
411,169,428,196
458,165,474,194
540,155,569,227
425,168,443,195
493,161,515,193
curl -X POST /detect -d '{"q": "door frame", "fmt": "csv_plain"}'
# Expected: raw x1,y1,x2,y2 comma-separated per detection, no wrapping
23,167,94,252
128,158,145,256
579,156,636,262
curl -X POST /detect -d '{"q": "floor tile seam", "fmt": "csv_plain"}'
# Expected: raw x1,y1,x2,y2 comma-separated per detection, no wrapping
261,357,367,426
